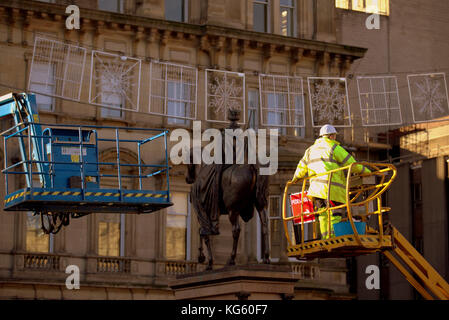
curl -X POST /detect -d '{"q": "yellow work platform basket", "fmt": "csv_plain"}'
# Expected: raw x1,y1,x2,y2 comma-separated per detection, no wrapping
282,162,397,260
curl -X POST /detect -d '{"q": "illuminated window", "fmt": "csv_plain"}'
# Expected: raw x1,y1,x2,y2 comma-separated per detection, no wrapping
26,212,52,253
98,213,124,256
253,0,270,33
336,0,389,16
336,0,350,9
166,192,190,261
280,0,295,37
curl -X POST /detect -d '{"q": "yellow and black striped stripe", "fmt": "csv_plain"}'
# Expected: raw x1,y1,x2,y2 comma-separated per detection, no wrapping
4,190,167,204
287,234,393,256
4,190,30,204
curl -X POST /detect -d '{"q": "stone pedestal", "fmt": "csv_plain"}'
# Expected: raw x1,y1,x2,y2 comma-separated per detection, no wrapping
169,264,297,300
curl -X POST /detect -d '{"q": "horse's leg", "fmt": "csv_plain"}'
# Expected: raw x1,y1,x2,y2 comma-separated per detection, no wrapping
258,208,270,264
203,235,213,270
198,234,206,263
227,211,240,266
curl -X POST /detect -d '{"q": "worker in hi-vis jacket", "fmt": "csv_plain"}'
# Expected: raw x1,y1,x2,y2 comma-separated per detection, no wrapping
291,124,370,239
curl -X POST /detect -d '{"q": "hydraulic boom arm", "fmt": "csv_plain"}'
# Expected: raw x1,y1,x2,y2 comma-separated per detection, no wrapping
0,93,50,188
383,226,449,300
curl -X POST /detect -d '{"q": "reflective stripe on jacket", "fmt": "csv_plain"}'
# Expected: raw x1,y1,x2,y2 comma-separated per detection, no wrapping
292,137,369,204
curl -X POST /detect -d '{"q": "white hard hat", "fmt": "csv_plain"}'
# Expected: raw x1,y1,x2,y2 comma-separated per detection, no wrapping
319,124,337,137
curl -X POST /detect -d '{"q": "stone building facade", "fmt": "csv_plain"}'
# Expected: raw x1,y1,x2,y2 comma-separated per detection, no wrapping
334,0,449,299
0,0,369,300
1,0,447,300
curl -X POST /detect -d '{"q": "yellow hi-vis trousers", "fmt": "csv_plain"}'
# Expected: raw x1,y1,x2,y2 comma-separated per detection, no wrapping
314,198,342,240
319,212,342,239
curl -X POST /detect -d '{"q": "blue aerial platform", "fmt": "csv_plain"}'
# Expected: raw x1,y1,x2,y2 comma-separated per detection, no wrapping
0,93,173,233
4,187,171,214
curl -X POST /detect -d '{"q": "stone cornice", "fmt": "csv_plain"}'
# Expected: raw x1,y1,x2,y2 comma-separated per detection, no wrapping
1,0,367,60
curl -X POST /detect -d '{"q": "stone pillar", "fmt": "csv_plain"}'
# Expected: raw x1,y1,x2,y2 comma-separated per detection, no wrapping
139,0,165,19
315,0,337,43
422,157,449,282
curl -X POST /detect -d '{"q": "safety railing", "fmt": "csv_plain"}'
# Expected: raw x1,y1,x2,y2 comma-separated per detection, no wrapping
1,121,170,201
282,162,397,251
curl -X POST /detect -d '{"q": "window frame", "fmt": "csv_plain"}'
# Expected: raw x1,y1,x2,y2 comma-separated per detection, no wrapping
258,195,282,262
98,0,125,14
253,0,271,33
25,180,54,253
165,191,191,261
335,0,390,16
166,80,192,126
259,74,305,135
99,76,125,119
25,211,55,253
29,62,56,112
247,89,260,130
280,0,296,37
97,213,126,257
165,0,189,23
149,61,198,124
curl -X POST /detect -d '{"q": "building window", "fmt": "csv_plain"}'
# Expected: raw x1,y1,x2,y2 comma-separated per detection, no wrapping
293,94,305,137
268,195,281,261
167,81,191,125
91,51,141,118
98,213,125,256
100,77,124,119
98,0,124,13
267,93,286,126
29,63,55,111
150,61,197,122
26,212,53,253
266,93,287,135
166,192,190,261
253,0,270,33
165,0,188,22
260,75,305,135
280,0,295,37
247,89,259,130
336,0,389,16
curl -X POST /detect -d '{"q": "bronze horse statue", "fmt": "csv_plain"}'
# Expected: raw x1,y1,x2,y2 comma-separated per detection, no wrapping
185,111,270,270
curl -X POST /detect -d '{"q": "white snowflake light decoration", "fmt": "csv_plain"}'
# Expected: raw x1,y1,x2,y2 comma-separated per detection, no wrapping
89,51,141,113
308,77,351,127
206,69,245,124
209,77,242,114
408,73,449,123
149,61,197,119
259,74,305,128
357,76,402,127
29,37,87,102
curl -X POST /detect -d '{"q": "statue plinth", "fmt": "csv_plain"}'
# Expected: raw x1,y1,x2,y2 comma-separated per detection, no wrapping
169,264,296,300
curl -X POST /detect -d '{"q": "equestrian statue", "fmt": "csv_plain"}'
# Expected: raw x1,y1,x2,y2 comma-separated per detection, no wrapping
186,110,270,270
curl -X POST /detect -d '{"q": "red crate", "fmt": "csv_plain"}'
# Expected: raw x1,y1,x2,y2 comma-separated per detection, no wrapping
290,192,315,225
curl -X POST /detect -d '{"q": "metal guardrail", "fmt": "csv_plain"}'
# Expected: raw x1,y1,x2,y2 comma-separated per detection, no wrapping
1,122,170,202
